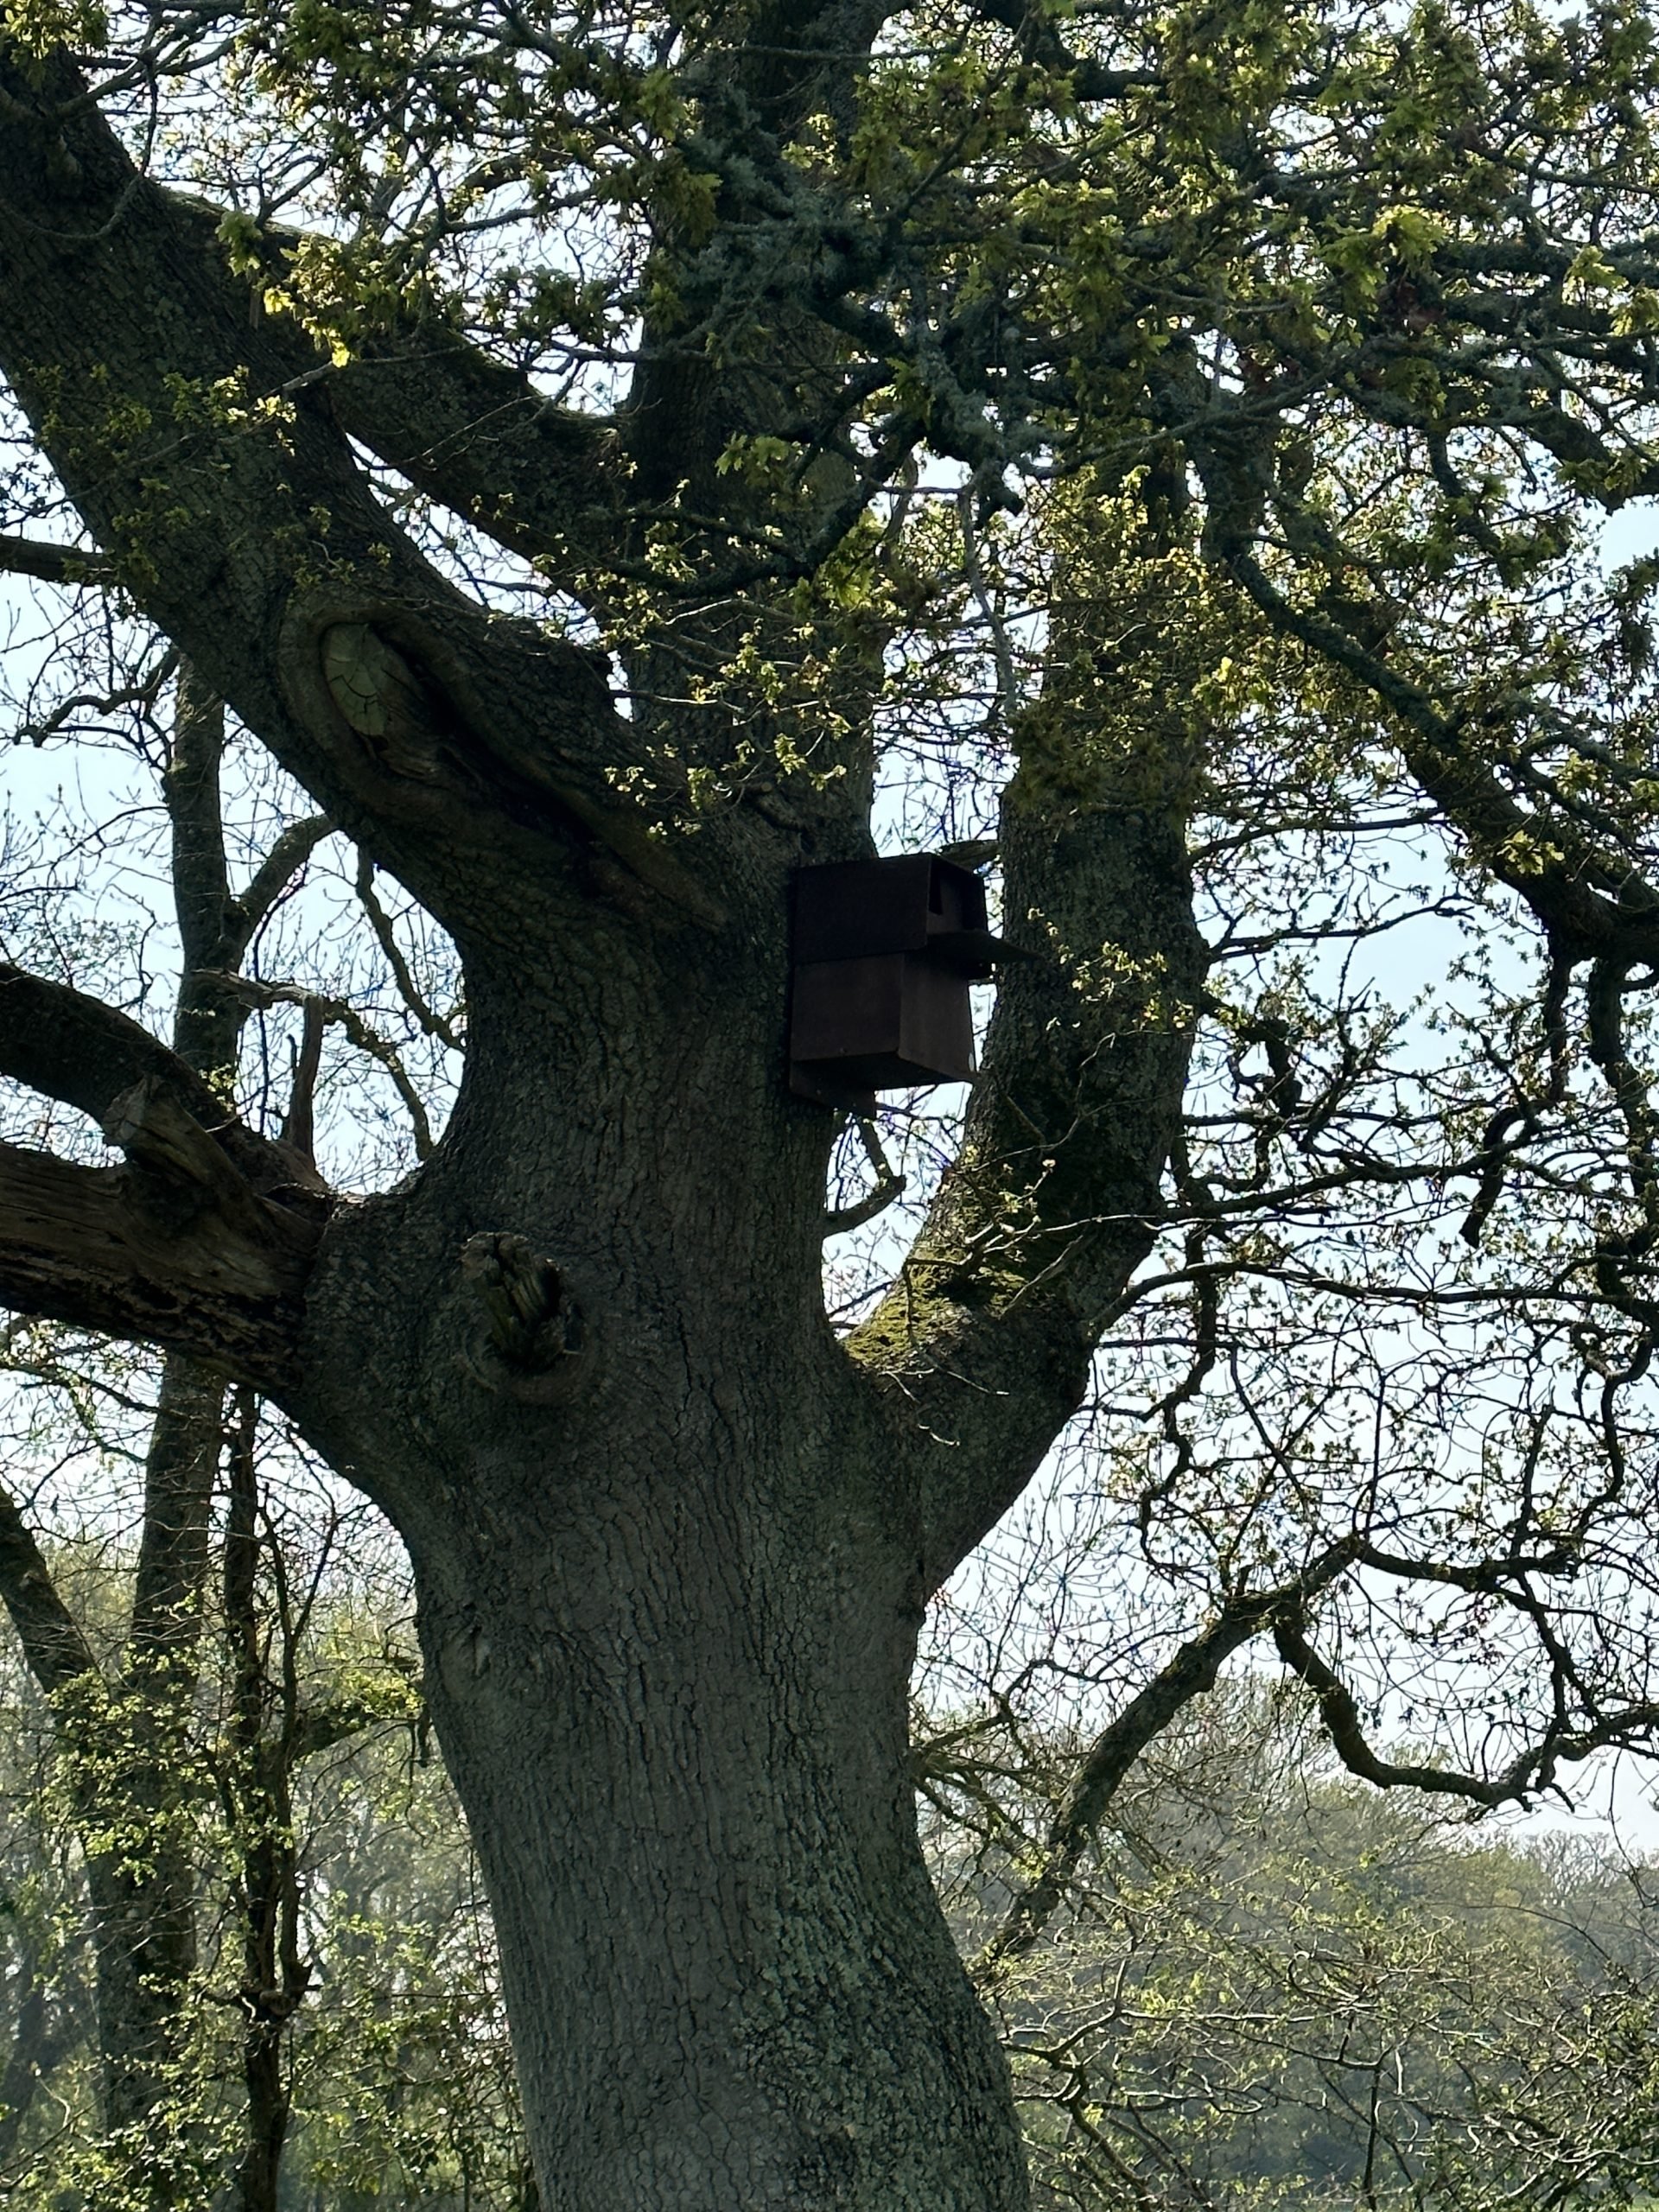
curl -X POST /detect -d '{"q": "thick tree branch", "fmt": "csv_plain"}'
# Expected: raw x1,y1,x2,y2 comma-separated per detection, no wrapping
159,671,328,1059
967,0,1163,100
126,1360,227,1669
164,663,245,1080
849,734,1206,1588
0,965,311,1196
0,1480,98,1697
121,670,268,1674
717,0,899,138
0,1141,315,1395
0,47,685,944
0,532,111,587
166,668,231,987
0,964,237,1129
165,195,630,586
0,963,327,1391
286,1630,423,1764
328,331,625,584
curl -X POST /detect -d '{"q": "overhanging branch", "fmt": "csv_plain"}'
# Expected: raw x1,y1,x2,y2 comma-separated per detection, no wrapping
162,196,628,586
228,816,333,950
0,534,112,588
0,964,233,1129
967,0,1163,99
0,966,329,1389
1191,448,1659,969
328,332,625,586
0,49,666,941
0,964,310,1195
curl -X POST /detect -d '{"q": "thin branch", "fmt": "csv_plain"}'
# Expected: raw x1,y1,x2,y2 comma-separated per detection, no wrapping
1274,1610,1659,1810
278,999,326,1162
14,652,177,749
227,817,333,953
824,1115,907,1234
1194,448,1659,969
212,973,437,1161
978,1543,1357,1972
353,855,461,1051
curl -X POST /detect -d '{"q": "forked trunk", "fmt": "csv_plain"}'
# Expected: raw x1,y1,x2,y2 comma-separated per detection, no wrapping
295,951,1033,2210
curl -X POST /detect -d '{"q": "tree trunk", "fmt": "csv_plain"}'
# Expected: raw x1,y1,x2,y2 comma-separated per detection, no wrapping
0,1938,80,2177
223,1395,302,2212
80,1356,223,2196
294,950,1033,2211
419,1471,1024,2212
84,672,240,2187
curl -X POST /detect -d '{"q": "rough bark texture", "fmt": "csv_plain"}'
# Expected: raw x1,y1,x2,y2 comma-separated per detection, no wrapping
287,930,1040,2208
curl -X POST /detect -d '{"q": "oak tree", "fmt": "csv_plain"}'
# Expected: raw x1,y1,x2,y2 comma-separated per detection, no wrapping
6,0,1659,2204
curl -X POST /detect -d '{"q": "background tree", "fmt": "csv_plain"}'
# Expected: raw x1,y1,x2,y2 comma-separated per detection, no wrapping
0,659,328,2204
4,0,1659,2205
925,1682,1659,2209
0,1484,517,2210
0,632,440,2202
5,1597,1651,2212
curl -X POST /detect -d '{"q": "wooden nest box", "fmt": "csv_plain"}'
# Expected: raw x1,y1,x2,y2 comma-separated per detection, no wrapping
788,855,1020,1112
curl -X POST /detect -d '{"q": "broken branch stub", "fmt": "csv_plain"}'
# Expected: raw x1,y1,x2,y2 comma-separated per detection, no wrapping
460,1232,585,1396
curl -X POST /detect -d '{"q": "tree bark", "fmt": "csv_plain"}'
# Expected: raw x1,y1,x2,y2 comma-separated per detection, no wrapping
283,940,1036,2209
222,1395,302,2212
425,1513,1026,2209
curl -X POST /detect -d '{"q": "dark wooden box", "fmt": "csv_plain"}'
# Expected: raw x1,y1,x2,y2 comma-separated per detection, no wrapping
789,855,1010,1108
790,951,976,1093
792,855,1001,978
